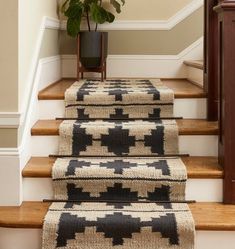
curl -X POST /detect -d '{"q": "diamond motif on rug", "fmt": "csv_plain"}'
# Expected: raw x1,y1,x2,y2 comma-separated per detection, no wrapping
64,79,174,119
43,79,195,249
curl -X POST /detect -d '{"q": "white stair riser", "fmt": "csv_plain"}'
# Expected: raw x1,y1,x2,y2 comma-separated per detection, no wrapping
22,178,222,202
174,99,206,119
1,228,234,249
31,136,218,157
38,99,207,119
187,66,203,87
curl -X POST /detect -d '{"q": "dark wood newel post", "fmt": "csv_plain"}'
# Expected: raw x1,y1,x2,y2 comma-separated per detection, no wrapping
214,0,235,204
204,0,219,121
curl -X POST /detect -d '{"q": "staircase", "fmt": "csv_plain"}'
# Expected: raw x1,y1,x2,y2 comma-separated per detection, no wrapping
0,61,235,249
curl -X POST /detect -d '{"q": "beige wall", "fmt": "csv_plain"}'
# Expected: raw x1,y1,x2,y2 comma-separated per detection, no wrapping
0,27,60,148
60,7,203,55
19,0,58,112
40,29,60,58
0,1,18,112
0,28,60,148
113,0,193,20
0,129,18,148
59,0,193,21
0,1,203,148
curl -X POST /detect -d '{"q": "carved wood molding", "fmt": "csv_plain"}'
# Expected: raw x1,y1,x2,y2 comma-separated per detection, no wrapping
214,0,235,203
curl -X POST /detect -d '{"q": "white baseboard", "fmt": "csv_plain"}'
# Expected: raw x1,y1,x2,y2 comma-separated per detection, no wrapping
38,98,206,120
0,112,22,128
30,135,218,157
38,56,61,91
22,178,222,202
0,55,61,206
187,66,204,87
61,37,203,78
0,228,235,249
0,15,61,205
0,156,21,206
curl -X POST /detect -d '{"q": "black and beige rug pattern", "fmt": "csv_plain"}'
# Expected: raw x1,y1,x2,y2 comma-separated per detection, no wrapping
64,79,174,119
58,120,179,156
42,79,195,249
43,202,194,249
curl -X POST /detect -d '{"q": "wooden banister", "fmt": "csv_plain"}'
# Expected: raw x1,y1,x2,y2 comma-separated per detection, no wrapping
204,0,219,121
214,0,235,203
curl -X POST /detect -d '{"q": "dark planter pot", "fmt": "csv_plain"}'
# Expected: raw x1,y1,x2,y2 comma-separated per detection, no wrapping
79,31,108,68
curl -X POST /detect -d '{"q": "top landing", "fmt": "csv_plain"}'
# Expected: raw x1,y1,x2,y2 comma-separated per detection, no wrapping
38,78,206,100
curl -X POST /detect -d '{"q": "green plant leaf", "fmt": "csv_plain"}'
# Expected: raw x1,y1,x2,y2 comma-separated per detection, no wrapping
110,0,121,13
67,17,81,37
65,2,83,18
90,3,107,24
60,0,124,35
106,11,115,23
83,0,97,12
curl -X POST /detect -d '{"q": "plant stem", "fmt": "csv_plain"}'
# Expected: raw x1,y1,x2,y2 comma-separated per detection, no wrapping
95,0,103,31
86,11,91,31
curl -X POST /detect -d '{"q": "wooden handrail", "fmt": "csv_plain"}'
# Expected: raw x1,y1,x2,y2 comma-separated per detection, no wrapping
214,0,235,203
204,0,219,121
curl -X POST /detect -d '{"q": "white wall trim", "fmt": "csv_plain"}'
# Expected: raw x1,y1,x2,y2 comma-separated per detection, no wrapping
0,17,60,130
61,37,203,78
61,37,203,61
0,112,22,128
0,54,61,205
0,16,61,206
20,16,60,128
1,0,203,129
0,148,20,156
61,0,203,31
45,17,60,29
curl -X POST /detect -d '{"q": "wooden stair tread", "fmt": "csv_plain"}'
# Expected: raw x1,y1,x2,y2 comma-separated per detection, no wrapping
31,119,218,136
38,78,206,100
0,202,235,230
22,156,222,179
184,60,204,70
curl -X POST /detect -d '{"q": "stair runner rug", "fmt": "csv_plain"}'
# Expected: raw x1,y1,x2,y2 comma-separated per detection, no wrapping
42,79,195,249
52,157,187,202
58,120,179,157
64,79,174,119
43,202,194,249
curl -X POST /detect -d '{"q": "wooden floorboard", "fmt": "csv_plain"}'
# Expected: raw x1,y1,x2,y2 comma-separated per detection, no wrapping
0,202,235,231
31,119,218,136
38,78,206,100
22,156,222,179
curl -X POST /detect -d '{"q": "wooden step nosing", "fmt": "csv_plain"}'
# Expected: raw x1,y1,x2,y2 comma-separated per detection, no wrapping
31,130,219,136
22,157,223,179
22,170,224,179
22,173,224,179
184,61,204,70
0,202,234,231
31,120,219,136
38,78,207,100
38,94,207,100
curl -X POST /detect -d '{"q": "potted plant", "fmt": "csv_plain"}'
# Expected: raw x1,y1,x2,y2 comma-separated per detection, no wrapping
61,0,125,69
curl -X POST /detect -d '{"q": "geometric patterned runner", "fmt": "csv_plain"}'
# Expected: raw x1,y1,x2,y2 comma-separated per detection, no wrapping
58,120,179,156
42,79,195,249
52,157,187,202
43,202,195,249
65,79,174,119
